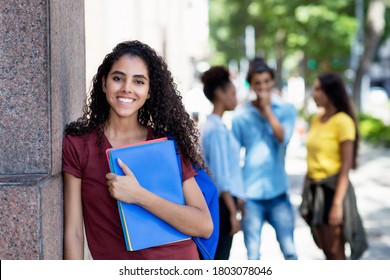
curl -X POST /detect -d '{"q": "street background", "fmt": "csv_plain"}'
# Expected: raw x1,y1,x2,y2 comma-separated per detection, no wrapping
229,125,390,260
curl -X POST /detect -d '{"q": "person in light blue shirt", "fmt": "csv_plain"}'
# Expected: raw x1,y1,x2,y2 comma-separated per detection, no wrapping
231,58,298,260
200,66,245,260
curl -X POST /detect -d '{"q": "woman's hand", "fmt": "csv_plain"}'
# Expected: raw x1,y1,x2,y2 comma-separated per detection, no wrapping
229,212,241,235
237,198,246,216
329,204,343,226
106,159,213,238
105,158,143,204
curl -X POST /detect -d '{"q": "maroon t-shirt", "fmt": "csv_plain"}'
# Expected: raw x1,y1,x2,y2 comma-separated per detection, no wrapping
62,128,199,260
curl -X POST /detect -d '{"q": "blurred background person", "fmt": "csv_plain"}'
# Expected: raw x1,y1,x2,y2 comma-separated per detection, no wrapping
200,66,245,260
300,72,368,260
231,58,298,260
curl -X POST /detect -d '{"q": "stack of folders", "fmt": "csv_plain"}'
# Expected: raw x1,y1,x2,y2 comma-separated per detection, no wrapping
106,137,190,251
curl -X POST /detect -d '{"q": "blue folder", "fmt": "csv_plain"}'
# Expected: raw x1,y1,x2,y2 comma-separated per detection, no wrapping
106,138,190,251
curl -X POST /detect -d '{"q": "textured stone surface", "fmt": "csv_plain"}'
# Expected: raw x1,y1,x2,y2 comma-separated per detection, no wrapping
0,184,40,259
41,175,64,259
50,0,86,176
0,0,50,174
0,175,63,260
0,0,85,259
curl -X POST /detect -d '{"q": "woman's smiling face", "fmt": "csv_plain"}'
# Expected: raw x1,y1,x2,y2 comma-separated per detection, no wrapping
103,54,150,120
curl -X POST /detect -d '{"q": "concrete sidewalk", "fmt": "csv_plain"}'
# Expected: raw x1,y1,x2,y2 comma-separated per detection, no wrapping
229,133,390,260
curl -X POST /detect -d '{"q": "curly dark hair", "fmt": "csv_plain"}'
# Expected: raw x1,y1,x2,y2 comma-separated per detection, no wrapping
318,72,359,169
65,40,205,168
200,65,231,103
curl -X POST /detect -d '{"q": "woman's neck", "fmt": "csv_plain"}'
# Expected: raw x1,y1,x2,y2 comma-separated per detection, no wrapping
212,102,225,117
321,105,337,122
104,115,147,147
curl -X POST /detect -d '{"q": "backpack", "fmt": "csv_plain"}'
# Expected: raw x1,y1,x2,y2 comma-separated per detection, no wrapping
169,137,220,260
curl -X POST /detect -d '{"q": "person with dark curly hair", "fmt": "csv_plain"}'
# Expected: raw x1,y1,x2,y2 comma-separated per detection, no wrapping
199,66,244,260
62,40,213,260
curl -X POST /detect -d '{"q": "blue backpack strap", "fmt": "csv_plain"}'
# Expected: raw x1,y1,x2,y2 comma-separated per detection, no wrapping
167,133,219,260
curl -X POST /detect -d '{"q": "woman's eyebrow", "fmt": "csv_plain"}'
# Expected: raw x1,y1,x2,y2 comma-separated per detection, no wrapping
133,74,148,80
110,70,125,76
110,71,148,80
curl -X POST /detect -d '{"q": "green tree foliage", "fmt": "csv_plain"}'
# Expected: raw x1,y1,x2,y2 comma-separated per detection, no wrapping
209,0,357,83
209,0,250,64
209,0,390,111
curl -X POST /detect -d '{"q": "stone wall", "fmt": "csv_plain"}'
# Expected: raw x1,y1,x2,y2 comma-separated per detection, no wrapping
0,0,85,259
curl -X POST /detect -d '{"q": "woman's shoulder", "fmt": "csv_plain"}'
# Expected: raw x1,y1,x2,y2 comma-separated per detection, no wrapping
201,123,227,143
334,111,352,119
203,115,225,130
63,129,98,146
333,112,354,125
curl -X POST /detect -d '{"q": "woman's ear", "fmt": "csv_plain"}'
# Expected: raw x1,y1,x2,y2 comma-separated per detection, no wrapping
214,87,224,102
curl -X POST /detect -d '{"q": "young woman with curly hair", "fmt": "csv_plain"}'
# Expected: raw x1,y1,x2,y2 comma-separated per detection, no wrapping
63,40,213,260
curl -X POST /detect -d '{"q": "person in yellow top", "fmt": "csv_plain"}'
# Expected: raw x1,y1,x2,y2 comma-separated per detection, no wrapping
300,73,367,260
306,112,356,179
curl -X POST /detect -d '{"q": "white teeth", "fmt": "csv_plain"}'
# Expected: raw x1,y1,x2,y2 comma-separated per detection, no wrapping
118,97,134,103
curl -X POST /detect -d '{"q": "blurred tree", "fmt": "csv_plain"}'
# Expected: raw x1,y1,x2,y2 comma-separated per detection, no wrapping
352,0,386,111
209,0,390,112
208,0,250,64
209,0,356,91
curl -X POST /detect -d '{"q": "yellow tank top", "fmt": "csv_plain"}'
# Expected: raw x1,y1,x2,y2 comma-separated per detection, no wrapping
306,112,355,179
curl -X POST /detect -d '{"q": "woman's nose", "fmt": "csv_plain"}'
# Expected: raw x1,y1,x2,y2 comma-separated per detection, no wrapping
122,81,133,93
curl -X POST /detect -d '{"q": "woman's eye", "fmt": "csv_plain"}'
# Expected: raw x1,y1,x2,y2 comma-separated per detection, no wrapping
135,80,144,85
113,76,122,81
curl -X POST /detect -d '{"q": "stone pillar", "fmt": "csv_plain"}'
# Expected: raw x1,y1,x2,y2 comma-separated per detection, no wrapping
0,0,85,259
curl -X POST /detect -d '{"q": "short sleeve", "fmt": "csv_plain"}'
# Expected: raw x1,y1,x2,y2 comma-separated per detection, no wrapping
180,151,196,182
62,135,83,178
338,114,356,142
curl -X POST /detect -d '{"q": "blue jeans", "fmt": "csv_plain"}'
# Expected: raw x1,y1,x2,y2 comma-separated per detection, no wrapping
242,193,298,260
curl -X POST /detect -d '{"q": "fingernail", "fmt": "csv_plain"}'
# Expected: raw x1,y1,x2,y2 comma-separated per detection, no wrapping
117,158,122,164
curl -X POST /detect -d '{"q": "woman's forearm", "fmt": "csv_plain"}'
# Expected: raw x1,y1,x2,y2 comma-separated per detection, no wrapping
333,140,354,206
136,186,213,238
64,232,84,260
